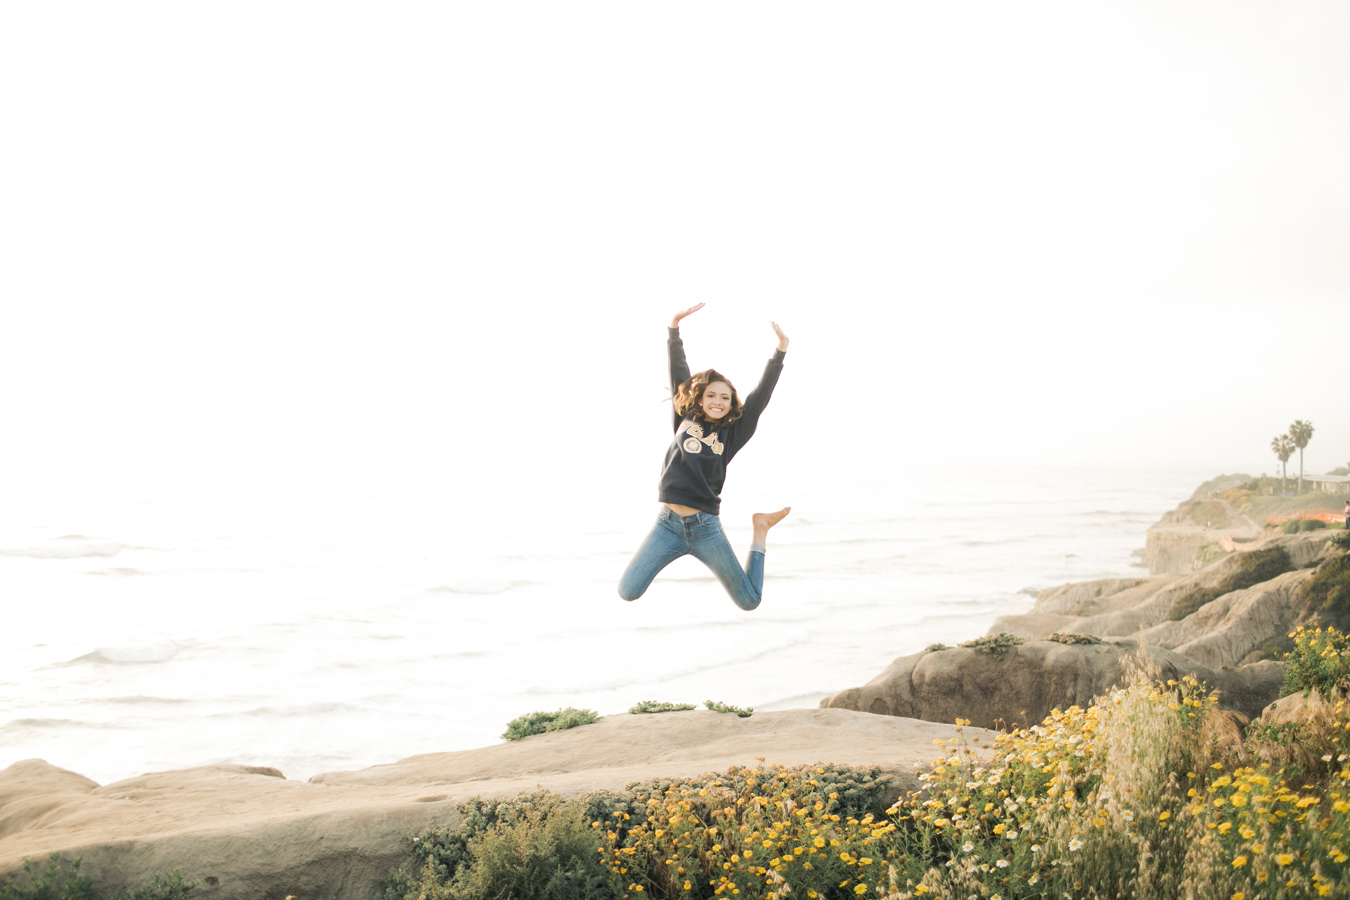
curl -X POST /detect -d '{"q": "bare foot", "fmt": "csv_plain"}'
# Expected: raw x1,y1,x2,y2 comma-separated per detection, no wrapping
752,507,792,529
751,507,791,546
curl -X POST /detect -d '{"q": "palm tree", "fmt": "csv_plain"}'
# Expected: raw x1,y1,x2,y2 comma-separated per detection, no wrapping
1289,420,1315,494
1272,435,1294,495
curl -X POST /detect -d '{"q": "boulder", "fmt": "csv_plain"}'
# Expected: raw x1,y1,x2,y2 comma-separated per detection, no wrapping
1248,689,1346,775
818,638,1284,731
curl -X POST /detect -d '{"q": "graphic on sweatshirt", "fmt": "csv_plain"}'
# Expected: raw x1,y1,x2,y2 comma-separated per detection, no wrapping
677,420,723,456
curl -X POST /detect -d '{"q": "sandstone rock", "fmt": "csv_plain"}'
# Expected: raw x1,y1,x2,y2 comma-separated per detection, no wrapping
1135,568,1316,668
1028,578,1158,617
1256,690,1329,727
0,709,993,900
987,612,1084,641
1249,689,1347,775
818,639,1283,731
1145,527,1222,576
993,532,1337,655
991,576,1181,640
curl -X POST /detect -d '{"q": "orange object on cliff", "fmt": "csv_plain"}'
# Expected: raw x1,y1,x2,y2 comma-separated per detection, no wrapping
1266,509,1344,525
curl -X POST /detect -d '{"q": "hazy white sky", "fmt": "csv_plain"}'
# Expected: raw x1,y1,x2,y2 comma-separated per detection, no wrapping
2,2,1346,507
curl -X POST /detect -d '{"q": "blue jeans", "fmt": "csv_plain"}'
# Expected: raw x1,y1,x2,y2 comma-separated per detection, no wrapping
618,507,765,611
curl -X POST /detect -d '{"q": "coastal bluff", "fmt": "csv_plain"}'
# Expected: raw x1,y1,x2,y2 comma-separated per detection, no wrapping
0,710,994,900
1144,473,1257,575
822,518,1342,740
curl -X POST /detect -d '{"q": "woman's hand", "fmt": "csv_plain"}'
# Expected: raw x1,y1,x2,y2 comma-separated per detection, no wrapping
772,321,789,351
671,303,705,328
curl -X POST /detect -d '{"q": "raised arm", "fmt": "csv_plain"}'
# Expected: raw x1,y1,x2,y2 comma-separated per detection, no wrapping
671,303,704,329
726,321,789,456
667,304,702,429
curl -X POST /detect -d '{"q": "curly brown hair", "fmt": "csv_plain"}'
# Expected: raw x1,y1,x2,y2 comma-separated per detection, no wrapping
673,368,744,427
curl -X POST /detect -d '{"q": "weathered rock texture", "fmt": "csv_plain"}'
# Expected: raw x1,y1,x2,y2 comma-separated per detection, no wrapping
0,709,994,900
992,532,1339,665
822,529,1343,737
1248,689,1348,776
818,638,1284,731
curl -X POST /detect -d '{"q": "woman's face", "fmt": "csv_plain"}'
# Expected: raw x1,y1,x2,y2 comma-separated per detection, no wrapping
701,382,733,420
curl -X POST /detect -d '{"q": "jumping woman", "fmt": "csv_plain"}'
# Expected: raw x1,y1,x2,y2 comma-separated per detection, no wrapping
618,303,791,611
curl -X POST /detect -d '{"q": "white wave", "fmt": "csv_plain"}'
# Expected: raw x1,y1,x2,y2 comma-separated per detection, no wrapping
235,701,358,718
0,542,124,559
92,642,179,664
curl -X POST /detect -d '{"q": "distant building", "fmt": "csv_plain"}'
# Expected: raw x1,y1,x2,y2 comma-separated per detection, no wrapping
1306,474,1350,494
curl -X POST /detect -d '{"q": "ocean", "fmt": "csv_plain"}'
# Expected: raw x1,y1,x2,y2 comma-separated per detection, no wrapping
0,465,1205,785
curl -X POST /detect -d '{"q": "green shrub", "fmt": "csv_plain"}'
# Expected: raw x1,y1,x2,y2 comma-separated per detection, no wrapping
704,700,752,717
1254,634,1295,661
1171,586,1223,619
1302,554,1350,619
1333,530,1350,551
924,642,948,652
0,855,194,900
501,708,599,741
380,791,613,900
1169,546,1292,620
0,855,93,900
1282,518,1303,534
1282,625,1350,696
628,701,695,714
1045,632,1103,645
959,632,1025,656
448,799,608,900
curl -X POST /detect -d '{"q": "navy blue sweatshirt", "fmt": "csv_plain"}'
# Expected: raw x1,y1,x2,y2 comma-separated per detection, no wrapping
658,327,786,515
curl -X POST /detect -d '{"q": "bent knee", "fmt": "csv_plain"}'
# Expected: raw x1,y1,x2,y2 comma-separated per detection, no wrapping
734,595,761,612
618,584,644,602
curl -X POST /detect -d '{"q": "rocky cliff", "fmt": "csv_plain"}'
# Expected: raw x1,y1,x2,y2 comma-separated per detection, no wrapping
822,528,1342,739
